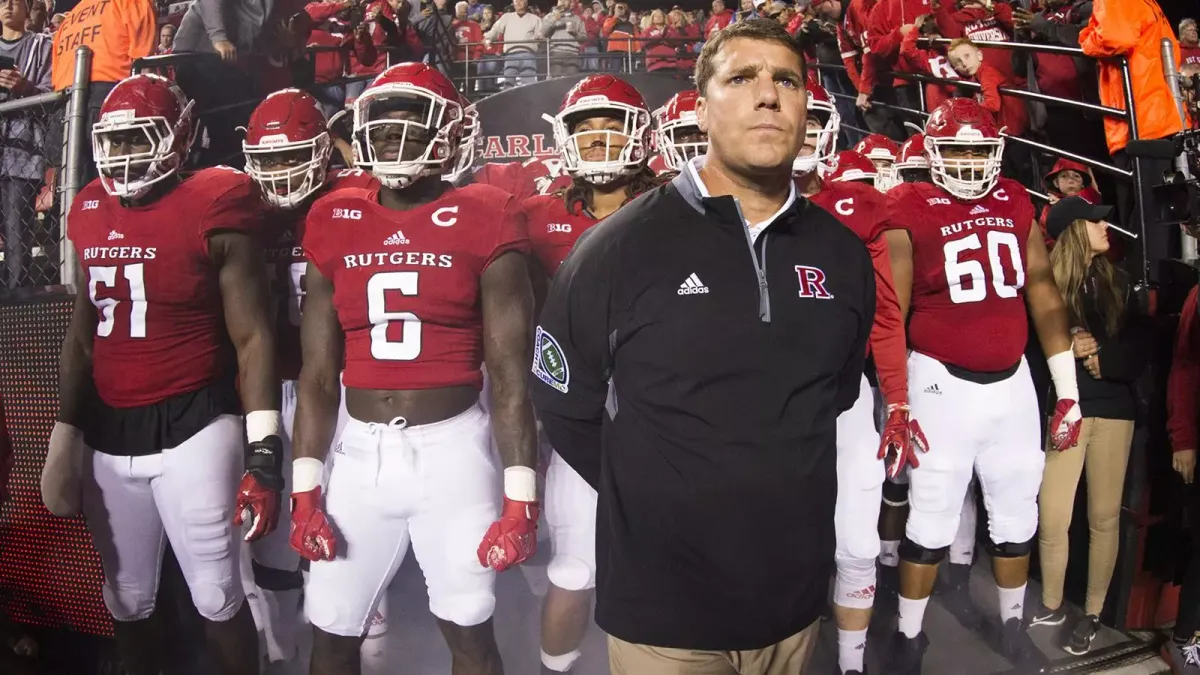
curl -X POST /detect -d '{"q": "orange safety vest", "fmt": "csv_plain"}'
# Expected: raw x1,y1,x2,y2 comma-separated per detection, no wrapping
1079,0,1184,154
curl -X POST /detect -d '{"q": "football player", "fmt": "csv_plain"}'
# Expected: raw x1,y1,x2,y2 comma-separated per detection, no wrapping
878,130,933,617
883,98,1082,674
523,73,659,675
448,101,541,200
655,89,709,173
239,88,379,669
827,149,881,186
48,73,278,675
794,85,926,675
893,133,931,184
288,63,538,675
855,133,902,191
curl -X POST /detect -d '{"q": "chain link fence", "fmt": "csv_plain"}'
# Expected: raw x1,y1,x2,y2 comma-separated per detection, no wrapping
0,91,66,299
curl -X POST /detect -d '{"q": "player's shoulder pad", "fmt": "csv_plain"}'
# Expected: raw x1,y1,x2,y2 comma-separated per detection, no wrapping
451,181,519,208
183,165,253,197
520,192,562,213
993,177,1032,202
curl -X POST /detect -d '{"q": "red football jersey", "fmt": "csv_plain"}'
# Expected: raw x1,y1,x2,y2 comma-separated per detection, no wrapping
887,177,1035,372
302,183,529,391
809,181,908,404
69,167,265,407
523,156,573,195
522,194,601,276
472,162,537,201
262,169,380,381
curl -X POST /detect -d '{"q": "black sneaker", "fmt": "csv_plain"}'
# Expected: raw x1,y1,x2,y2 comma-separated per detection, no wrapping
999,617,1044,669
876,563,900,616
1063,614,1100,655
1028,603,1067,627
937,564,985,632
884,632,928,675
1162,637,1200,674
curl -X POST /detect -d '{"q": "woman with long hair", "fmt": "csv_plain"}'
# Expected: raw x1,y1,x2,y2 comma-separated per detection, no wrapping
1032,197,1149,655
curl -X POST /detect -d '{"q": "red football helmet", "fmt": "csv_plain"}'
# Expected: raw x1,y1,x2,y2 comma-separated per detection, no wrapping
243,89,332,209
656,90,706,171
448,93,481,184
794,83,841,176
923,97,1004,200
92,73,196,199
352,63,464,189
827,150,878,185
550,74,651,185
894,132,931,183
853,133,901,191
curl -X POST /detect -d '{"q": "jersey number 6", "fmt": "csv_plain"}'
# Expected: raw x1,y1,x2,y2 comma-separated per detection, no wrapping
943,230,1025,305
367,271,422,361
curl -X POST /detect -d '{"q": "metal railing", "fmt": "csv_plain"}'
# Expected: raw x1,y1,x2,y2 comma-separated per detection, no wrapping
816,35,1151,281
450,36,696,95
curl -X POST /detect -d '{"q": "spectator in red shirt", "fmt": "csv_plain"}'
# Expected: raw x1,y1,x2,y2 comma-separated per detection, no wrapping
346,0,424,102
865,0,933,140
305,5,375,117
947,37,1027,137
643,8,686,71
580,5,600,69
897,16,960,111
837,0,879,106
932,0,1017,82
452,0,483,63
703,0,733,40
1181,18,1199,67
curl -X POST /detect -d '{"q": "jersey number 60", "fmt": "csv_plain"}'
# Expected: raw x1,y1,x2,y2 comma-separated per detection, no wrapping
943,231,1025,305
367,271,422,360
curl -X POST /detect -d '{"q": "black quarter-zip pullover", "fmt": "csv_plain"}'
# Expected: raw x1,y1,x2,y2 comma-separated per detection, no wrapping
530,157,876,651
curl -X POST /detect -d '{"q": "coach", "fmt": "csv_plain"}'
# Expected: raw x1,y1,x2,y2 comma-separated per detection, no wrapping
529,19,876,675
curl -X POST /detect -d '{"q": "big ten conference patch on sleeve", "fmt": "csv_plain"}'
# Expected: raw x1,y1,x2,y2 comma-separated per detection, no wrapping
533,326,570,393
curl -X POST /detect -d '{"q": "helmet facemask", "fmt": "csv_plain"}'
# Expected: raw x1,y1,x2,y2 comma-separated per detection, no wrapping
93,101,195,200
244,134,333,209
353,87,461,189
658,113,707,171
926,133,1004,200
447,104,481,184
794,101,839,176
553,99,649,185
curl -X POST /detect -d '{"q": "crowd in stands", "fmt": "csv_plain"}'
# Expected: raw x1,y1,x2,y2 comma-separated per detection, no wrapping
0,0,1197,294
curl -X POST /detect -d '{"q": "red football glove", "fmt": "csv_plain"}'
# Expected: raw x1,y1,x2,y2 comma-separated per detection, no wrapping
1049,398,1082,452
478,498,539,572
290,487,337,562
234,472,281,542
878,403,929,479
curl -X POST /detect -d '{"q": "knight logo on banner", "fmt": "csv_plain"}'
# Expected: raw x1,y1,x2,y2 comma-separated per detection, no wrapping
475,73,692,161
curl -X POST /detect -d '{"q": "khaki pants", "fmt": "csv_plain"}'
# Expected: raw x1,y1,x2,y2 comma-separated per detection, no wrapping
607,621,819,675
1037,417,1134,616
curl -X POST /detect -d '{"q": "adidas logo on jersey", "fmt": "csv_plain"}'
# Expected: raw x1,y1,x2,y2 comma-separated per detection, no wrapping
108,230,124,240
924,384,942,395
383,230,410,246
969,205,989,215
677,273,709,295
